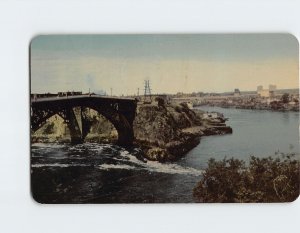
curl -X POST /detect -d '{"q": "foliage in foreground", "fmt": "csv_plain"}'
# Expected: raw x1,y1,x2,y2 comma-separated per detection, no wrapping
193,154,300,203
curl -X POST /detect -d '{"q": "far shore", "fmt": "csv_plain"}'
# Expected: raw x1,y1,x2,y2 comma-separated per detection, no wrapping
194,103,299,112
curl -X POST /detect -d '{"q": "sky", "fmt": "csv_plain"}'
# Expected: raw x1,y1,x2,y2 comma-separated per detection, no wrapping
30,34,299,95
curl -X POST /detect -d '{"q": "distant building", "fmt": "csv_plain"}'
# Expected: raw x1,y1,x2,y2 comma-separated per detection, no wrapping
234,88,241,97
257,85,276,98
257,89,275,98
269,84,277,91
257,85,263,92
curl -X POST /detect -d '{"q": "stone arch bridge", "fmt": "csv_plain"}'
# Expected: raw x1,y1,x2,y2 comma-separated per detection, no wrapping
31,96,137,146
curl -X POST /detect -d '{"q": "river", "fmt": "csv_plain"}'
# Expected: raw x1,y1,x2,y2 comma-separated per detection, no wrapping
31,107,299,203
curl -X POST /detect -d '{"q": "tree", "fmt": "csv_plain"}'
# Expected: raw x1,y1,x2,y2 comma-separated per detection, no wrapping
155,97,165,108
281,93,290,103
193,154,299,203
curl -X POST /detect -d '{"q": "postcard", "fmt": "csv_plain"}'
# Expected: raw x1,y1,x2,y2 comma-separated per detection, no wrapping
30,34,299,203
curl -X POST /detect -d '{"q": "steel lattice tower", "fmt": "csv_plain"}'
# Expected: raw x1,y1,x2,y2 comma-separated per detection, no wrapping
144,80,152,103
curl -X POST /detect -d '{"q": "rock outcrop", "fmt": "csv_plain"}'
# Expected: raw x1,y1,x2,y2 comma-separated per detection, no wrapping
133,103,232,161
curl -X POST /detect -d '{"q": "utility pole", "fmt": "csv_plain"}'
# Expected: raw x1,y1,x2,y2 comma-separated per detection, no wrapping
137,88,139,96
110,88,112,97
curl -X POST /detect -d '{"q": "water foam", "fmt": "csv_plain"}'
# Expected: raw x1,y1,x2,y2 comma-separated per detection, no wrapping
98,164,136,171
32,143,66,149
32,143,203,176
31,163,89,168
118,149,203,176
144,161,203,176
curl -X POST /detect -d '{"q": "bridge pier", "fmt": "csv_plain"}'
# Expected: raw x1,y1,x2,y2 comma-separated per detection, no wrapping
63,107,94,144
64,107,84,144
117,130,134,146
114,114,135,146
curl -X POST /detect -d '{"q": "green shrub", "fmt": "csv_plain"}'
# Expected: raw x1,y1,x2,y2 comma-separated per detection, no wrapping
193,154,299,203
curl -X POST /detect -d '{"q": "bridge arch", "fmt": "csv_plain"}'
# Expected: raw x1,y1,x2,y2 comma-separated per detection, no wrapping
31,96,137,146
83,103,134,146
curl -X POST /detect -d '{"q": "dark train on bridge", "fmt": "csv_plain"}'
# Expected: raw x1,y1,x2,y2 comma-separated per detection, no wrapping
31,91,84,99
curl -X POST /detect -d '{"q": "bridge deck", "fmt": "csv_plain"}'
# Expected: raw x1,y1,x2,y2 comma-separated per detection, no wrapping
31,95,136,104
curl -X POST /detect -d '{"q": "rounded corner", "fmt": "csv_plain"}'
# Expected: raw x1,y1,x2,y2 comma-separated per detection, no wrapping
30,189,45,205
288,191,300,203
29,35,44,50
285,33,299,49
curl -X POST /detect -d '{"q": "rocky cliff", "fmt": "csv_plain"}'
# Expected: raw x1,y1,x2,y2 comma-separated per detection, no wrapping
133,103,232,161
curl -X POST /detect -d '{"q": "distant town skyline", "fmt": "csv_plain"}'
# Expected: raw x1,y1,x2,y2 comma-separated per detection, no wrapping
31,34,299,95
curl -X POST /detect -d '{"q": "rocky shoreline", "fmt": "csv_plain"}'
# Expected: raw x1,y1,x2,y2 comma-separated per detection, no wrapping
31,103,232,162
133,103,232,161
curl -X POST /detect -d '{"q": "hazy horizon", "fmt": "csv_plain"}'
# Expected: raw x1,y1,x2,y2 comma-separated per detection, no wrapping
30,34,299,95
